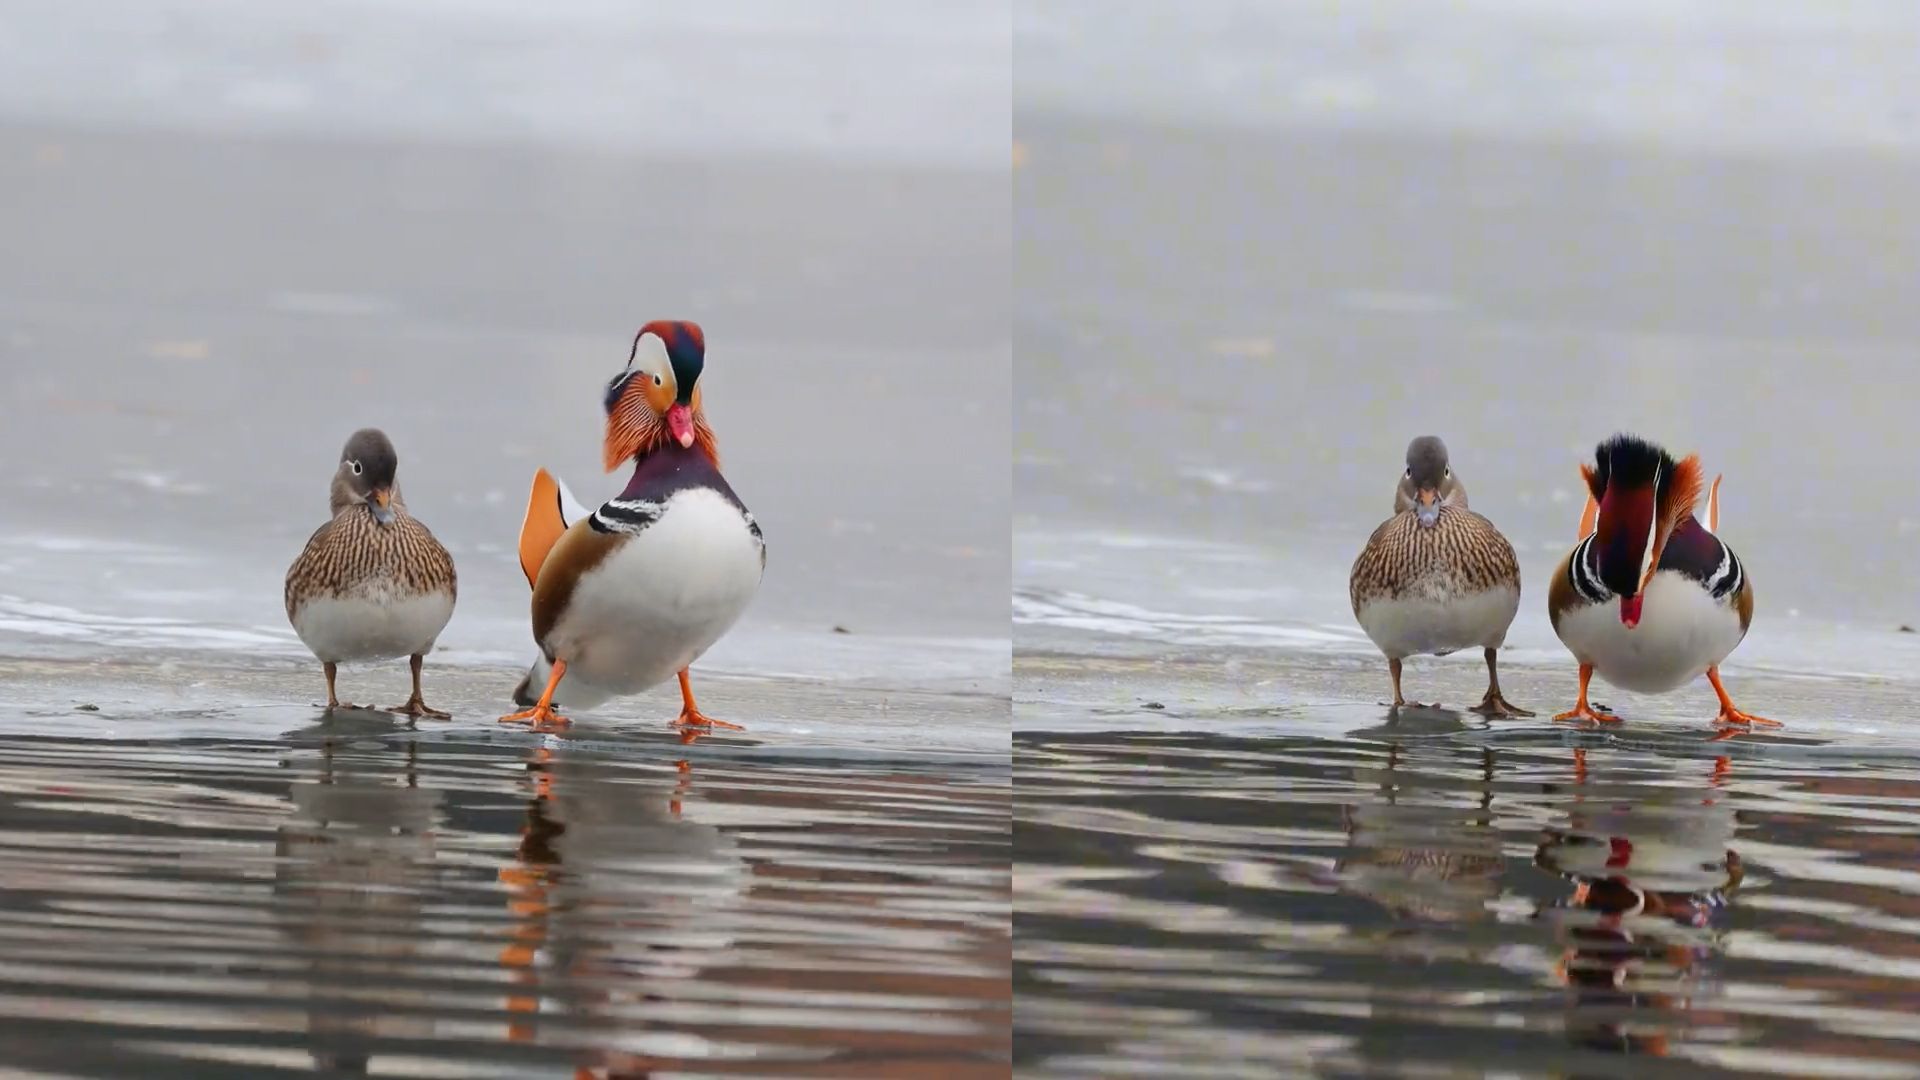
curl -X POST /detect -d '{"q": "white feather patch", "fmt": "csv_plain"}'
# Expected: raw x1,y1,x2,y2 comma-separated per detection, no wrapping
293,590,454,664
555,473,591,527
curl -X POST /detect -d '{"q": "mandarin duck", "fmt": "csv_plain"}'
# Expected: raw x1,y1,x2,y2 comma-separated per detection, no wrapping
1350,436,1533,716
285,428,458,716
503,320,765,733
1547,434,1777,737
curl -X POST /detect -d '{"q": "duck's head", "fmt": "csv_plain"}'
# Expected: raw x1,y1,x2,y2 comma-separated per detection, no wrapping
1398,435,1464,527
333,427,399,525
602,319,716,470
1584,433,1704,628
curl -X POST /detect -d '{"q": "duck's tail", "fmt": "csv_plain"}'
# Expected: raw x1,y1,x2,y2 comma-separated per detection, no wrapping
510,664,541,708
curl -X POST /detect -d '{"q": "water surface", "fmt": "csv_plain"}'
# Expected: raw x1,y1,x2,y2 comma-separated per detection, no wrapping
1017,723,1920,1078
0,710,1009,1076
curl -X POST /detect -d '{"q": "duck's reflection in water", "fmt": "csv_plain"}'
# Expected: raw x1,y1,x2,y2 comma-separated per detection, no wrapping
1336,743,1505,924
1536,752,1741,1058
500,745,748,1077
274,723,442,1075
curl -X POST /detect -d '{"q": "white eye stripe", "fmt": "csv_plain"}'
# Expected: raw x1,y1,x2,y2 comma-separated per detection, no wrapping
632,330,672,385
1639,463,1662,582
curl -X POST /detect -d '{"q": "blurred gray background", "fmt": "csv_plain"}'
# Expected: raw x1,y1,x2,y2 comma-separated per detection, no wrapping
1016,0,1920,684
0,0,1011,694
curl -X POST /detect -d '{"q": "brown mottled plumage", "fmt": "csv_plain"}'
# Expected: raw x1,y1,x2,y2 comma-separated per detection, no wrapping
285,503,457,613
286,429,457,717
1337,749,1503,921
1350,507,1522,609
1350,437,1531,717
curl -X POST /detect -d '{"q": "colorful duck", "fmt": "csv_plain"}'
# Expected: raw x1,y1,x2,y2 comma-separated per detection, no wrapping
1546,434,1776,736
503,321,765,733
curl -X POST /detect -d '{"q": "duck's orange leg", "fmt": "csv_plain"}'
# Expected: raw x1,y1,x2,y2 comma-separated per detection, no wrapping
500,659,571,730
675,669,743,734
1553,663,1619,724
1706,665,1779,738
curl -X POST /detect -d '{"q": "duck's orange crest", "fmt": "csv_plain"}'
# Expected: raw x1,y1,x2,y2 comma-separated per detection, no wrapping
1657,455,1705,537
1577,464,1600,540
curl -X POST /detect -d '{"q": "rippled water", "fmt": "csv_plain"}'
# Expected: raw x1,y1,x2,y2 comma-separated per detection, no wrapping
1015,722,1920,1078
0,719,1010,1076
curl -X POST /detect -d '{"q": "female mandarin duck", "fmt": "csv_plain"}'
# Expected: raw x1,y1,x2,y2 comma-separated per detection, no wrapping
503,320,765,733
284,428,457,716
1350,436,1533,716
1547,434,1776,736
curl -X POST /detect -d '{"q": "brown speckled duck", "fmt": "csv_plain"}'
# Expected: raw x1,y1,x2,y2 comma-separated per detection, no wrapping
285,428,457,716
1350,436,1532,716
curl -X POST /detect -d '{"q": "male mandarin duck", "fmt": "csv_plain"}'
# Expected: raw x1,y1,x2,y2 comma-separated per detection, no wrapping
503,320,765,733
1546,434,1777,736
1350,436,1533,716
284,428,458,716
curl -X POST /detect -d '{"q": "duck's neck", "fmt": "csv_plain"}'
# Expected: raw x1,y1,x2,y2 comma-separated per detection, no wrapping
328,473,356,517
618,441,718,499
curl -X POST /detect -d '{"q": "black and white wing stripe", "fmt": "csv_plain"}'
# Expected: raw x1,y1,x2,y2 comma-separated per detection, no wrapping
590,497,665,534
1567,534,1612,604
1701,544,1744,600
1660,518,1744,601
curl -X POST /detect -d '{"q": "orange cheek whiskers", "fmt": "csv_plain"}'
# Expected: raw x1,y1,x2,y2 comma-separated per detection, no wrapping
602,392,722,470
603,399,664,471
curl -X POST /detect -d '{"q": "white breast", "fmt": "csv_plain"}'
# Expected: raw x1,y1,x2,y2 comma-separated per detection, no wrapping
292,587,454,664
1554,570,1746,694
545,487,763,700
1355,585,1518,660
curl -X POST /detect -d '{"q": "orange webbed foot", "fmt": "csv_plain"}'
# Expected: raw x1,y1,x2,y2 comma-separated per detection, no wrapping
672,669,742,740
499,705,571,731
1714,706,1780,728
675,707,744,733
1552,702,1619,725
673,707,742,747
1553,664,1613,727
1709,705,1781,742
1704,666,1780,741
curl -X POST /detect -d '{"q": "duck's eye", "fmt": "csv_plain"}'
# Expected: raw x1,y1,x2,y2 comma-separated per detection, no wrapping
349,460,363,476
1444,467,1451,479
1405,467,1413,479
653,374,663,387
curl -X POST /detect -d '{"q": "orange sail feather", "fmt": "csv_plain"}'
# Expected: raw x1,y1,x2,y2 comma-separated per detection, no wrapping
517,468,570,587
